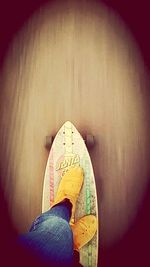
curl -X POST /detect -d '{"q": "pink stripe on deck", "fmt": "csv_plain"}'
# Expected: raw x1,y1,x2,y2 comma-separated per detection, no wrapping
49,149,54,205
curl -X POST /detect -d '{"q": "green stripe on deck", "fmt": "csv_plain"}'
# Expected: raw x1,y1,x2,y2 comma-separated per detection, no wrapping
81,153,92,267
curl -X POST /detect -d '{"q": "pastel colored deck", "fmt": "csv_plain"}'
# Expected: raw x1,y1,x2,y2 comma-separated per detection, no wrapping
42,121,99,267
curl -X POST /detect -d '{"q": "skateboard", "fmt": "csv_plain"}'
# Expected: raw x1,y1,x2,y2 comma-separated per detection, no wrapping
42,121,99,267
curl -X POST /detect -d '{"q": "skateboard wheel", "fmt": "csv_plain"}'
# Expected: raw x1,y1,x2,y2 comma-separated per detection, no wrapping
85,134,95,148
45,136,54,150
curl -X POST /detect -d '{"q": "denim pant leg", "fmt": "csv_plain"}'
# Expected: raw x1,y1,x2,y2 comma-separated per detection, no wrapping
19,203,73,267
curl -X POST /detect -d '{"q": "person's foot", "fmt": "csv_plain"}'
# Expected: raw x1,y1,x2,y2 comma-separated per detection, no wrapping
71,215,97,250
51,166,84,224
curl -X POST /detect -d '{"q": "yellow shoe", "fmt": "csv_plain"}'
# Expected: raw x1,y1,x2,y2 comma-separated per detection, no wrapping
51,166,84,223
71,215,97,251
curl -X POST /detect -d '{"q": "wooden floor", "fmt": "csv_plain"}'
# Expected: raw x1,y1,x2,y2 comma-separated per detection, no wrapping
0,0,150,248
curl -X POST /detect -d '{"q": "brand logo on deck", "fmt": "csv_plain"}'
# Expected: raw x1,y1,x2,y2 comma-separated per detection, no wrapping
56,154,80,171
56,154,80,176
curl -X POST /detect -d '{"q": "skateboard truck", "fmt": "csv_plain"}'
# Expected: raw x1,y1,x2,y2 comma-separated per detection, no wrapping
45,134,95,150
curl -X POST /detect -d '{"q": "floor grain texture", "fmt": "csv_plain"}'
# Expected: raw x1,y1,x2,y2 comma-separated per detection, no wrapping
0,0,150,252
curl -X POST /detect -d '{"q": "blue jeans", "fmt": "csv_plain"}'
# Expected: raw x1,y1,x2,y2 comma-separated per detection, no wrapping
19,201,73,267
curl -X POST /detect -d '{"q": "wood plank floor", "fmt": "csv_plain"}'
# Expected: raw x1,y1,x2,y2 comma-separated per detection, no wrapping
0,0,150,249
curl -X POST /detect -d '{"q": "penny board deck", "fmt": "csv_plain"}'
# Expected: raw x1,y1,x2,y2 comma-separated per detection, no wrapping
42,121,98,267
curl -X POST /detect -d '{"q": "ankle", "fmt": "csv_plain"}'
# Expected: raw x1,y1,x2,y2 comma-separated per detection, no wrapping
63,198,72,214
